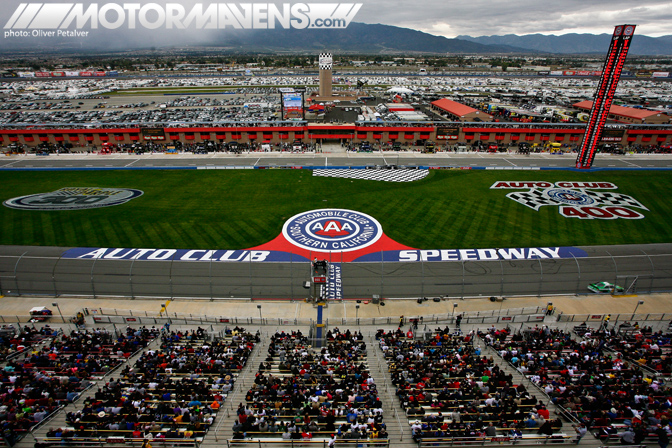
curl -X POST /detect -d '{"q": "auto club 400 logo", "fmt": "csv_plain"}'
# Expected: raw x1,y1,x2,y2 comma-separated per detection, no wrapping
4,187,143,211
282,209,383,252
491,181,648,220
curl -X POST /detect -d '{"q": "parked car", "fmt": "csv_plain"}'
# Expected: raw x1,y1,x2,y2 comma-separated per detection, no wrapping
423,141,436,153
29,306,52,322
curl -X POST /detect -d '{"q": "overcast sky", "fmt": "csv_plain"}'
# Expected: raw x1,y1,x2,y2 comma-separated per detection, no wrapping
355,0,672,37
2,0,670,47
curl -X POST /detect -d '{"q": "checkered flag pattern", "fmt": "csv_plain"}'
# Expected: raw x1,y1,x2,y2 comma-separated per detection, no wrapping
506,190,558,211
319,53,332,70
584,190,649,210
313,169,428,182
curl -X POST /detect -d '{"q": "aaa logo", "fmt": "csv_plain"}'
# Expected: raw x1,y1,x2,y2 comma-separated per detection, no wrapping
314,220,353,237
282,209,383,252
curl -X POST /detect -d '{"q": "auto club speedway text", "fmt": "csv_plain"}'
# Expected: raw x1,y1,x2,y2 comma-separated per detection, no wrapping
66,247,570,262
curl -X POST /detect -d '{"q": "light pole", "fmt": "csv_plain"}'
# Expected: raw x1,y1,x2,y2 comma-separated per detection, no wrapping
257,305,263,321
632,300,644,319
52,302,64,323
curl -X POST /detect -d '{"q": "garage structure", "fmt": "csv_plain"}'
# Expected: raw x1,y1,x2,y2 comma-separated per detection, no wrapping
430,98,494,122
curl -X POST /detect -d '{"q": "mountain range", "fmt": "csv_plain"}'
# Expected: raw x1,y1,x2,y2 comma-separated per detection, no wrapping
458,33,672,56
1,22,671,55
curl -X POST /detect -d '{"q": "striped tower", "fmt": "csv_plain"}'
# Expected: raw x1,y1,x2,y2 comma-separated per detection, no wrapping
576,25,636,169
318,53,333,97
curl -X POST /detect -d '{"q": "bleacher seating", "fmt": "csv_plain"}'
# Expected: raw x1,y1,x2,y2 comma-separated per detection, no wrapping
235,328,387,442
379,327,566,443
62,326,257,443
0,324,56,361
0,326,149,445
607,326,672,374
482,324,671,445
18,320,670,448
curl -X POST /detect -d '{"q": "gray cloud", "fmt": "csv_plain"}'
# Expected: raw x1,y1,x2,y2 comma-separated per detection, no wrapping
353,0,672,37
1,0,669,52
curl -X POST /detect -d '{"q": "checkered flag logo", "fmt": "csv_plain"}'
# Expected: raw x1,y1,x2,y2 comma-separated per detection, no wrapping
313,169,428,182
583,190,649,210
506,190,558,211
319,52,332,70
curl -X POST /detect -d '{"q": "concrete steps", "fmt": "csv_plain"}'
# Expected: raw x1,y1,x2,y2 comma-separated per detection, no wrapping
479,340,569,431
365,334,415,446
206,337,269,445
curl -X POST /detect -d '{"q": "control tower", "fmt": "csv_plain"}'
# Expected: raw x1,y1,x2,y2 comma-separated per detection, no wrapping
318,52,333,98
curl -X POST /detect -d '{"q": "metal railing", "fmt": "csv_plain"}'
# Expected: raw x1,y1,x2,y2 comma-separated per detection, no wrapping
35,438,201,448
416,435,575,447
28,405,65,441
481,336,581,426
13,305,549,329
213,341,265,442
368,336,403,442
558,312,672,323
226,440,390,448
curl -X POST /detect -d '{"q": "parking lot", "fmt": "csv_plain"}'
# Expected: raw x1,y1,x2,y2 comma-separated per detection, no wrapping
1,73,670,128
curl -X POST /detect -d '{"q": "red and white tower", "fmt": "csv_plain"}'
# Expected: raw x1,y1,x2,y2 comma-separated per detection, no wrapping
576,25,636,169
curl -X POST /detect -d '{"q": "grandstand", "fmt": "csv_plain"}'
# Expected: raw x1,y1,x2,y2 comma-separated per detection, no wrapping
483,322,672,446
1,294,670,448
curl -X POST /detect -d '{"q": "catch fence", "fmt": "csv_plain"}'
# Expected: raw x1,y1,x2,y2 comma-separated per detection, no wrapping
1,246,671,300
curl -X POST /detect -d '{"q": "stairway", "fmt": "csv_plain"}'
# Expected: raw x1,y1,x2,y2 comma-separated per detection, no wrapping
479,341,569,429
365,334,416,447
206,336,269,445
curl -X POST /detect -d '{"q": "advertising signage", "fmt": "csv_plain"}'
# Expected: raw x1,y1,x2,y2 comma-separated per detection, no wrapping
436,127,459,140
141,128,166,141
601,129,625,142
282,92,304,120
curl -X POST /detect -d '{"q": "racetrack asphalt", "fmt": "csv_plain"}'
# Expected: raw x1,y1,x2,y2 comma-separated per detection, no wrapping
2,151,672,170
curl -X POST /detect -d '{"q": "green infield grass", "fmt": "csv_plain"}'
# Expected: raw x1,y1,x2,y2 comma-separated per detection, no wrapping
1,169,671,250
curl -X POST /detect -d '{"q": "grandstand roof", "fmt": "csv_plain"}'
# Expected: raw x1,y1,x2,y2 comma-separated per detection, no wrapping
573,100,664,120
431,98,489,118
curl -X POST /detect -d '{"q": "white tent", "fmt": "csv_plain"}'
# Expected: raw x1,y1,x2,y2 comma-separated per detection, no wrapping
386,87,414,95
